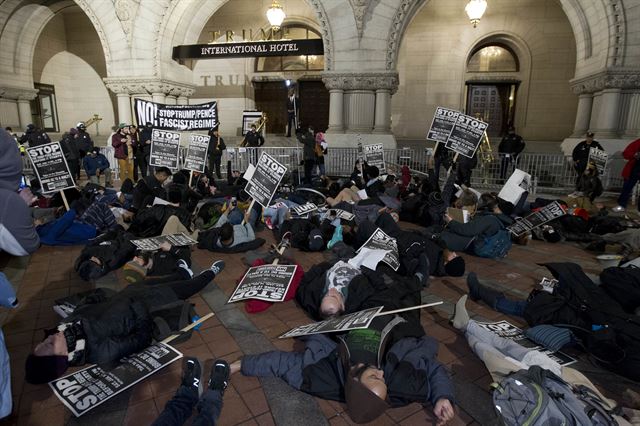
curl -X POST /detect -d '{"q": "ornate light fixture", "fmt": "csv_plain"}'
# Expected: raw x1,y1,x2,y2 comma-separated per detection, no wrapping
465,0,487,28
266,1,286,31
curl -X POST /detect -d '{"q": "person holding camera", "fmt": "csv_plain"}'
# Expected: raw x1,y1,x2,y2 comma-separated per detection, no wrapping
613,137,640,212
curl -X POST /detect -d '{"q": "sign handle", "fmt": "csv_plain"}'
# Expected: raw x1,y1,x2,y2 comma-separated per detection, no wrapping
446,153,459,176
60,190,70,211
271,241,288,266
188,170,193,187
242,199,256,225
161,312,215,344
374,301,443,317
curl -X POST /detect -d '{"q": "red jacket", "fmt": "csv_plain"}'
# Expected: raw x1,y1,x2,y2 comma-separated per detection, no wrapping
111,132,129,160
621,138,640,179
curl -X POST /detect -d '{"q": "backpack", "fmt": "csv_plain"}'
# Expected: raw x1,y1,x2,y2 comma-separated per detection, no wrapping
492,366,619,426
473,228,512,258
149,301,197,344
599,265,640,314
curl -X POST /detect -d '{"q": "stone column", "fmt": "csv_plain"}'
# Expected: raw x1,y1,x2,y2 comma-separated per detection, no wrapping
624,92,640,138
152,92,166,104
177,96,189,105
165,95,177,105
345,90,375,133
571,93,593,137
326,89,344,133
116,93,132,124
373,89,391,133
596,88,622,138
17,99,32,129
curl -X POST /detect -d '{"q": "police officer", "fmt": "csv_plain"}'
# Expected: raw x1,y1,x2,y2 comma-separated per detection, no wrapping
572,131,604,182
18,124,50,147
498,126,526,181
244,124,264,165
76,122,94,162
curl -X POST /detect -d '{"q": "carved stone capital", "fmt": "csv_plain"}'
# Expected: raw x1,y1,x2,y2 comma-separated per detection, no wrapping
570,69,640,94
348,0,370,39
322,72,399,94
104,78,195,97
0,86,38,101
386,0,423,70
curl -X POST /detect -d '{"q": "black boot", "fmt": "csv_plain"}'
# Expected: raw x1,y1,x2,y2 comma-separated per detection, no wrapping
467,272,503,307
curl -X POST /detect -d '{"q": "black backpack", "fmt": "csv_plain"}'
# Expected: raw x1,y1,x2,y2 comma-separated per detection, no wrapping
600,266,640,314
149,301,197,344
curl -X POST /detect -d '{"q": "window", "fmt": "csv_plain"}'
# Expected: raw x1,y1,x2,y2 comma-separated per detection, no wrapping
30,83,59,132
467,45,518,72
256,25,324,72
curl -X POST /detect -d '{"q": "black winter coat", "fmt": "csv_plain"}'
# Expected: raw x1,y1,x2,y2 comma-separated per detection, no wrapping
75,230,136,278
128,204,192,237
132,175,167,211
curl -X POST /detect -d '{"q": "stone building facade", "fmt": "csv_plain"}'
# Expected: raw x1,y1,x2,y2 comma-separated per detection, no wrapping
0,0,638,152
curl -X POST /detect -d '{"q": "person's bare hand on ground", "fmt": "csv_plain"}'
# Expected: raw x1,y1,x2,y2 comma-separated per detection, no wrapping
433,398,454,425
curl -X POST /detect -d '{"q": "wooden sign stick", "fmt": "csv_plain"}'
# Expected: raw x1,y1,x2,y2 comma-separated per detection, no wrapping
374,301,443,317
60,190,70,211
161,312,215,344
242,199,256,225
446,153,459,176
188,170,194,187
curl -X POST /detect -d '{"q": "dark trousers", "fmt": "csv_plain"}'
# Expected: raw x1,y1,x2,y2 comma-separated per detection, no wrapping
286,112,296,137
145,270,214,300
456,166,472,187
209,156,222,179
133,156,140,181
618,173,640,209
153,386,223,426
139,152,149,177
68,159,80,181
499,156,512,181
303,158,315,184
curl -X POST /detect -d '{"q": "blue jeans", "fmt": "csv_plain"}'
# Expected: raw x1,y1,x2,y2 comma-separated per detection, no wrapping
617,173,640,208
153,387,223,426
494,296,527,317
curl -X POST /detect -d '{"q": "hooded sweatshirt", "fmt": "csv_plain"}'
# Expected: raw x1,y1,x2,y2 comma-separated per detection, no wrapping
0,129,40,256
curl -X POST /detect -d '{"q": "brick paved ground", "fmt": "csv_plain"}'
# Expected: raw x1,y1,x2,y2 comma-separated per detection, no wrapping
1,222,639,426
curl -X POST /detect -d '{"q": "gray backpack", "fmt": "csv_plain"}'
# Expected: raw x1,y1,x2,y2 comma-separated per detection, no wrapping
492,366,619,425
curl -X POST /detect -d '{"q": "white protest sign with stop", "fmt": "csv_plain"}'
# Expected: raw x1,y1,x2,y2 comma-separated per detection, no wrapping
244,153,287,208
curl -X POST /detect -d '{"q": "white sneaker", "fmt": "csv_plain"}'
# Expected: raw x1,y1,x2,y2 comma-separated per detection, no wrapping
177,259,194,278
612,206,625,213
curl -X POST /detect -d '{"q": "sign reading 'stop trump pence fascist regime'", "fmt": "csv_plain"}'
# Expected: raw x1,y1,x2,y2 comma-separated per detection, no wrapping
27,142,75,193
134,99,219,131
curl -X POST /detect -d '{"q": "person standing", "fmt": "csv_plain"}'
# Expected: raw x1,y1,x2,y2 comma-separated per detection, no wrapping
19,124,50,147
76,122,94,164
314,131,327,178
61,128,81,180
455,153,477,188
129,125,140,181
139,122,153,177
207,127,226,179
286,88,299,138
572,131,604,179
613,137,640,212
112,123,134,183
244,124,264,165
297,124,316,184
498,126,525,181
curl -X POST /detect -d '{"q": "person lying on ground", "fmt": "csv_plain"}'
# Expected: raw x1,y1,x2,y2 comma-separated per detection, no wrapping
465,265,640,382
278,216,334,252
74,229,137,280
25,260,225,384
152,358,230,426
131,166,172,212
449,294,639,425
35,207,109,246
210,207,255,249
127,185,193,238
171,172,203,213
123,241,192,284
228,315,455,425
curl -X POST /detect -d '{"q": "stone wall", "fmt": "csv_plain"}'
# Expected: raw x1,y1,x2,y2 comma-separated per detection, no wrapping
392,0,578,143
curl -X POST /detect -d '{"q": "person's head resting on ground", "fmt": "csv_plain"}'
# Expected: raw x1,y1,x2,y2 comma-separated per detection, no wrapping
366,165,380,181
443,249,465,277
453,189,478,216
154,167,172,184
345,363,390,423
76,255,107,281
496,199,514,216
477,193,498,213
25,330,70,384
320,287,345,318
219,222,234,247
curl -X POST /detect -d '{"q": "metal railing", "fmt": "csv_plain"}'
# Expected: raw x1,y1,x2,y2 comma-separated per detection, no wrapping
21,145,630,198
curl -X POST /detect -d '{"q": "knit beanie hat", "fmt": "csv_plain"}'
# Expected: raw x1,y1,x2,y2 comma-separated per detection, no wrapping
123,260,147,284
25,354,69,384
444,256,465,277
308,229,324,251
76,259,105,281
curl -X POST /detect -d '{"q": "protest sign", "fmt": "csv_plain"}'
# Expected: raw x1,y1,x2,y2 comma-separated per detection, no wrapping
330,209,356,222
292,202,318,216
149,129,181,169
131,233,198,251
427,107,461,143
477,320,576,366
134,99,218,131
363,143,386,172
279,307,383,339
588,147,608,176
507,201,567,236
50,343,182,417
184,133,210,173
244,152,287,208
27,142,75,194
356,228,400,271
444,114,488,158
498,169,532,205
228,264,297,303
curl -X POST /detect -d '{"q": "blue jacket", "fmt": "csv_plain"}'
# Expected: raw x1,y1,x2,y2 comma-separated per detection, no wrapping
37,209,97,246
241,333,455,407
83,154,110,176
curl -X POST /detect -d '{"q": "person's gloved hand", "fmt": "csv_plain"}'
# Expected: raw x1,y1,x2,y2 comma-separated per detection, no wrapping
0,273,18,309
